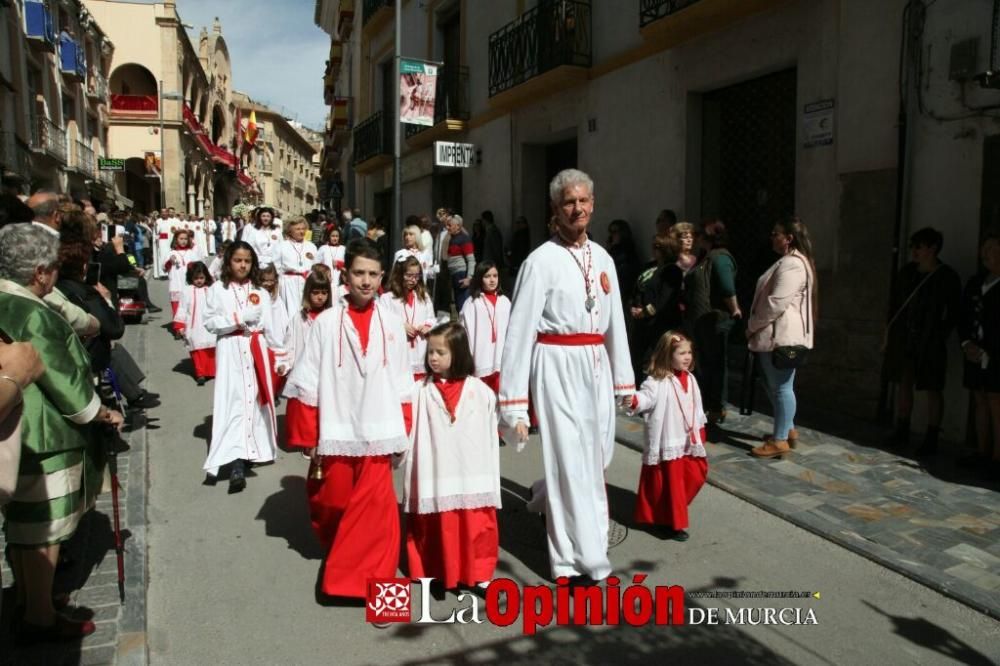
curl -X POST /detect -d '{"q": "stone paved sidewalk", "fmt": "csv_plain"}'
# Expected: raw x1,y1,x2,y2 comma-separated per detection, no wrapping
616,406,1000,620
1,323,150,666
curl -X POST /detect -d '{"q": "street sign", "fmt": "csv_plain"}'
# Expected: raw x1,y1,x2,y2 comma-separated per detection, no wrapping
434,141,475,168
400,59,438,127
98,158,126,172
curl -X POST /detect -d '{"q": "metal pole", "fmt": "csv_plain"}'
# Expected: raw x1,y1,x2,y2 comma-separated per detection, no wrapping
392,0,402,256
159,79,165,211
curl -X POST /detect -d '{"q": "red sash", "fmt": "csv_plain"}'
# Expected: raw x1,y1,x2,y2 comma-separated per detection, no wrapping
536,333,605,346
248,331,272,406
159,233,169,239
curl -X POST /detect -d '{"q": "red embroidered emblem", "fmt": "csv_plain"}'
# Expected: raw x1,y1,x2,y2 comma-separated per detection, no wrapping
248,293,261,305
600,272,611,294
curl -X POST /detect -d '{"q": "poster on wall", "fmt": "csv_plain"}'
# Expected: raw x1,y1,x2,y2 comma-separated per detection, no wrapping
803,99,835,148
400,59,438,127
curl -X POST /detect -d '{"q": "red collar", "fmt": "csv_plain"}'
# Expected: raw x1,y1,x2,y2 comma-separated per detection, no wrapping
483,291,498,304
347,298,375,313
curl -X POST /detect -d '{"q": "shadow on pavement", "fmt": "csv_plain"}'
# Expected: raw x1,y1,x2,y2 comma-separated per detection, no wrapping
497,478,552,583
862,601,996,666
255,476,324,561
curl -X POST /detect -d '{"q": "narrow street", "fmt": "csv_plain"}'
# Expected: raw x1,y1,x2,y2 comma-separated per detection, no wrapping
138,281,999,665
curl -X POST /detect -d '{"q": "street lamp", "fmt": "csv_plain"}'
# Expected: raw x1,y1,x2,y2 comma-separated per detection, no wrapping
158,80,185,211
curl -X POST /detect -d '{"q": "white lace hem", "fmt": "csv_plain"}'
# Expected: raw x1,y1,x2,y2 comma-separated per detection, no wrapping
643,442,707,466
405,492,502,515
283,386,317,406
317,436,409,457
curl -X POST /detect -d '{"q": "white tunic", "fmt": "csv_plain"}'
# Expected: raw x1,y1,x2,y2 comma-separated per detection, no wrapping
165,246,205,301
173,285,215,351
272,239,319,322
378,291,438,375
267,288,289,350
206,219,217,255
153,217,173,278
631,374,708,465
499,237,635,581
203,281,287,473
284,301,413,457
316,244,346,288
208,256,224,282
401,377,501,514
279,311,320,382
220,220,238,243
460,294,512,378
242,224,281,267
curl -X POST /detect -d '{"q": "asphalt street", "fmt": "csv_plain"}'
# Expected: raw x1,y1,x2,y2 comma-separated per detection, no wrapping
141,281,999,666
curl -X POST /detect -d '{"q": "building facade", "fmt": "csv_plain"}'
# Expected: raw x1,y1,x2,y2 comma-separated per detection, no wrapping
84,0,251,216
318,0,1000,438
1,0,119,205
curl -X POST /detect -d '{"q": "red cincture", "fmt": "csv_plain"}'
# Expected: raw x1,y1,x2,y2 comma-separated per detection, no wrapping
404,290,417,348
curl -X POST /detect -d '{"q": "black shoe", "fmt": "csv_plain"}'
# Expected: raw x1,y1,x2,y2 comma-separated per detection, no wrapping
129,392,160,409
567,574,597,588
146,305,163,313
203,474,217,486
885,420,911,449
228,460,246,494
670,529,690,542
196,377,207,386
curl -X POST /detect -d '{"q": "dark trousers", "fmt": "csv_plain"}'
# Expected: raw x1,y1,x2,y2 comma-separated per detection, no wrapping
110,344,146,401
693,317,732,413
451,273,469,312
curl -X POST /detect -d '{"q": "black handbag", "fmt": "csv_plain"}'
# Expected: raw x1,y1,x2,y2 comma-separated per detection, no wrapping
772,345,809,369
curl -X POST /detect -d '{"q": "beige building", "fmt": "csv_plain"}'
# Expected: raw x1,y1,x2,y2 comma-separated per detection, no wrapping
1,0,118,204
84,0,250,216
234,93,320,218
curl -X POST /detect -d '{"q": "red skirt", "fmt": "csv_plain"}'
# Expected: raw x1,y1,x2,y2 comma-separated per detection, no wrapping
307,455,399,598
633,456,708,529
406,508,498,590
190,348,216,378
285,397,318,449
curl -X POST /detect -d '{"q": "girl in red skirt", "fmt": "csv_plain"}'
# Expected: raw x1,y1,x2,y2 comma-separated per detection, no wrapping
173,261,216,385
459,261,511,396
281,268,332,451
630,330,709,541
165,229,204,335
402,322,500,591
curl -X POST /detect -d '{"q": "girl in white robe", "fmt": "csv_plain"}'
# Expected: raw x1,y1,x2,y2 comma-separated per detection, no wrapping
165,229,204,332
273,217,320,322
459,261,511,395
240,207,281,268
391,223,434,282
259,264,289,397
402,323,500,591
172,261,216,385
203,241,287,493
315,227,345,290
378,256,438,382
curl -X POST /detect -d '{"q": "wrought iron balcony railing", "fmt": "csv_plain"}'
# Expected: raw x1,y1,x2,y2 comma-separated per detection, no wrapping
87,70,108,101
405,65,471,139
71,139,96,177
362,0,392,27
30,115,67,163
639,0,702,28
488,0,592,98
352,110,390,166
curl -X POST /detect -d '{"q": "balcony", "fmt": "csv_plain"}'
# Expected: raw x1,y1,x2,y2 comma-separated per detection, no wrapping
69,139,96,178
352,110,391,173
405,66,470,148
0,130,32,177
87,70,108,102
30,116,67,163
294,177,306,192
638,0,790,45
24,1,56,51
237,171,255,190
210,144,237,168
58,33,87,82
488,0,592,110
337,0,355,40
362,0,393,37
110,94,158,116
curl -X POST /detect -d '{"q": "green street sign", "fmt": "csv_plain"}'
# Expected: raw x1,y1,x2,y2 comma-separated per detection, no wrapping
98,158,126,172
401,59,438,76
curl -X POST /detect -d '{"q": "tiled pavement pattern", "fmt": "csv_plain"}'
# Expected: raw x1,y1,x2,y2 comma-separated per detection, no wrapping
616,407,1000,620
1,325,149,666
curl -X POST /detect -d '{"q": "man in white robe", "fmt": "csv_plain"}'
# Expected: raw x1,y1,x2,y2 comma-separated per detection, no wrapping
153,209,172,279
499,169,634,584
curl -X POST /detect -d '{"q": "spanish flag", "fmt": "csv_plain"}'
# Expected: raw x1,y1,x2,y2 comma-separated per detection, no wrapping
244,110,259,149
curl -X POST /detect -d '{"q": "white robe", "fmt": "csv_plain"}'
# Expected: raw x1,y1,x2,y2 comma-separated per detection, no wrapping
220,220,238,243
153,217,173,278
498,238,635,581
173,285,215,351
401,377,501,514
317,244,346,288
632,374,708,465
267,289,289,349
208,256,224,282
203,281,287,473
279,311,320,383
460,294,512,378
284,301,413,457
242,224,281,267
273,239,319,322
206,219,218,255
165,246,205,301
378,291,438,375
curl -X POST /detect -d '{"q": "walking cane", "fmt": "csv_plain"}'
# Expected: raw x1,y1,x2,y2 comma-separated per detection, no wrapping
102,368,127,605
739,349,757,416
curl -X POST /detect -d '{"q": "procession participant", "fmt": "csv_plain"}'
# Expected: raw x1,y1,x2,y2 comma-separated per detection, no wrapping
240,207,280,268
316,226,345,289
209,241,232,281
392,220,434,280
202,241,286,493
220,215,238,243
205,217,218,256
499,168,634,584
459,261,510,395
173,261,216,386
629,331,708,542
258,264,289,395
402,323,500,591
165,229,204,326
281,269,332,450
273,216,319,322
153,209,173,279
284,240,412,599
379,256,437,382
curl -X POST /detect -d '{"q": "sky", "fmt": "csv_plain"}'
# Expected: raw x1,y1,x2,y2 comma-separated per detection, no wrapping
126,0,330,130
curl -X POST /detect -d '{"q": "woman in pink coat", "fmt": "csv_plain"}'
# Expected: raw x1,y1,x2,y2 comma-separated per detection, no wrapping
745,217,817,458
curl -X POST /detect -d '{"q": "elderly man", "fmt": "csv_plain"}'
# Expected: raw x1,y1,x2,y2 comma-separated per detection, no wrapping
500,169,634,584
445,213,476,311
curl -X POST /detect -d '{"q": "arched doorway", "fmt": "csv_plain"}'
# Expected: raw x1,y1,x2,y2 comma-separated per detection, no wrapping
211,105,226,145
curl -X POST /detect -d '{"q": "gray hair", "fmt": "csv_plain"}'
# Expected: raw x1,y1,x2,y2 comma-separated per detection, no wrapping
450,214,464,227
30,195,60,221
549,168,594,205
0,223,60,286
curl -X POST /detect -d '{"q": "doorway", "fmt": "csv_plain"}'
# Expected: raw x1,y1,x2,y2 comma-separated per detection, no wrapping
701,68,797,309
981,135,1000,239
433,169,462,216
542,138,577,236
